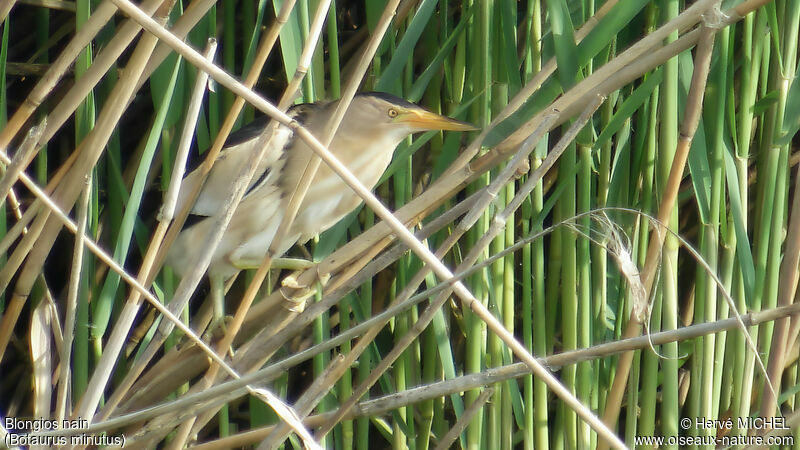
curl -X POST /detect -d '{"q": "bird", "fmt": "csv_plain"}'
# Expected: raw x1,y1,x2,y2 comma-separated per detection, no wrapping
166,92,477,325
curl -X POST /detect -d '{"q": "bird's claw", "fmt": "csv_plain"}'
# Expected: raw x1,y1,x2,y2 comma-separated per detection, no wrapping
279,287,311,312
204,314,234,341
281,271,327,288
279,270,331,311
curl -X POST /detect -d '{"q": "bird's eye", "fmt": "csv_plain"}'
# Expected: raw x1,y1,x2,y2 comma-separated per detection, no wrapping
388,108,399,118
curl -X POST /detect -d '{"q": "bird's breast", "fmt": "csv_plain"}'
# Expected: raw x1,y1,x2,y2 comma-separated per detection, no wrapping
287,133,402,242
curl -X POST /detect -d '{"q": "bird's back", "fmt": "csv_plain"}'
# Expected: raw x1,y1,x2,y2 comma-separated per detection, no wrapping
166,108,302,277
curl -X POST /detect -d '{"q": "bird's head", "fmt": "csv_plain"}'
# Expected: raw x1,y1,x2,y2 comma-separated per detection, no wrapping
344,92,478,140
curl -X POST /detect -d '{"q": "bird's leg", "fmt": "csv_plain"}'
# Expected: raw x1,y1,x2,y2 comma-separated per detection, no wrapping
208,273,228,336
231,257,316,271
280,243,330,300
230,256,330,309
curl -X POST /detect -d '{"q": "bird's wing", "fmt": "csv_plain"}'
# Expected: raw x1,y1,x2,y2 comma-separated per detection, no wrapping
173,103,320,220
174,117,288,218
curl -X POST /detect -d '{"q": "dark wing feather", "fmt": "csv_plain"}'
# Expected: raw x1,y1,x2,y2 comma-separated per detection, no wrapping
197,102,317,164
223,115,273,147
238,103,319,197
177,103,319,229
182,213,209,230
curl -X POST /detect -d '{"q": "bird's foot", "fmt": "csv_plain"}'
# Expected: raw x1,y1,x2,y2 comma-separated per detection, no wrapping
230,255,329,311
281,270,331,289
203,314,234,342
279,269,331,311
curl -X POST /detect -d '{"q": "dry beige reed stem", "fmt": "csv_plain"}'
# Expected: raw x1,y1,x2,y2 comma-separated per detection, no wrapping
0,145,252,418
92,40,221,423
55,173,91,423
44,290,800,447
433,387,495,450
760,164,800,418
161,0,337,445
278,110,561,442
96,2,299,422
118,192,481,413
160,39,218,222
38,0,166,146
0,119,46,203
0,4,174,365
30,290,53,420
0,0,136,149
597,13,719,448
94,0,619,445
0,1,16,23
157,0,405,443
314,98,616,447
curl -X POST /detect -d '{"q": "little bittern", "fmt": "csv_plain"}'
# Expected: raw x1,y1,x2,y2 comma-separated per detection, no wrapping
166,92,476,322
